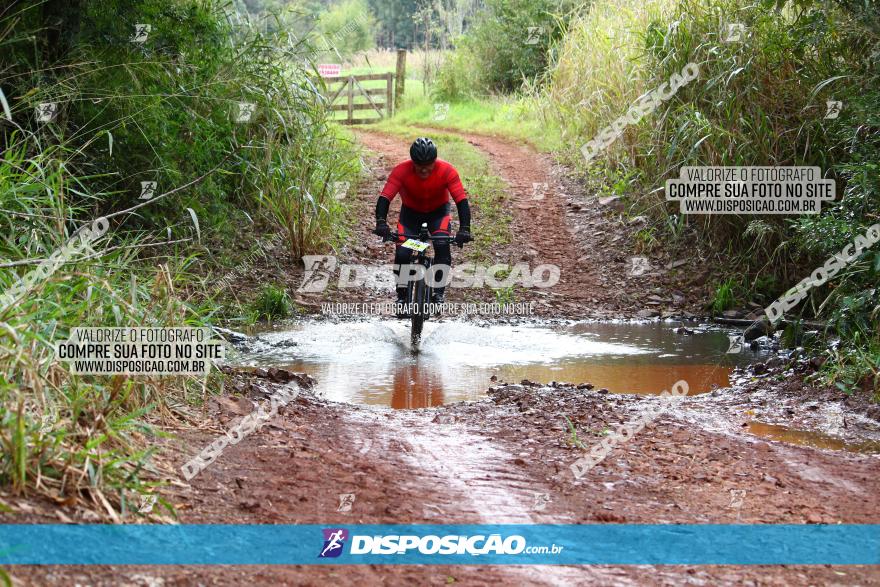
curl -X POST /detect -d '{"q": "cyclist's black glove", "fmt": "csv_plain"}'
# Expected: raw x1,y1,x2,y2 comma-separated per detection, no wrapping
374,218,391,239
454,228,473,246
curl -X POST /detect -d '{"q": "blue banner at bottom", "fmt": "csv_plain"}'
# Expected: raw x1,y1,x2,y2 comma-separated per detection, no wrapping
1,524,878,565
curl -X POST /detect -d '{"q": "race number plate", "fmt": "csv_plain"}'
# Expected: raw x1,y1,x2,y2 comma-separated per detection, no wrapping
401,238,430,252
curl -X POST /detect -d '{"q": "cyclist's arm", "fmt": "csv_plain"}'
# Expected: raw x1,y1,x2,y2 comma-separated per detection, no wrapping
455,198,471,229
375,195,391,223
376,166,403,222
445,167,470,229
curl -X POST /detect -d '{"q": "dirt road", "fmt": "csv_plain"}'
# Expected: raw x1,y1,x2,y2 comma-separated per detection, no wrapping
12,129,880,586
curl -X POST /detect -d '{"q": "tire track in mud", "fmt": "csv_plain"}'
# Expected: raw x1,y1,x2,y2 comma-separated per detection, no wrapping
339,408,632,586
343,409,540,524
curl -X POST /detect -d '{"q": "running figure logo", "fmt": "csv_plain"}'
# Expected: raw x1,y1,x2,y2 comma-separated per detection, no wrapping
318,528,349,558
299,255,338,293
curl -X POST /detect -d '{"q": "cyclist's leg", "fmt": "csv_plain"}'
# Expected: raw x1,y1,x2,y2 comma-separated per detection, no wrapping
393,206,426,300
428,203,452,300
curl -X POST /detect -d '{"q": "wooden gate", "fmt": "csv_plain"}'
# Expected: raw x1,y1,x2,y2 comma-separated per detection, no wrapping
322,72,394,125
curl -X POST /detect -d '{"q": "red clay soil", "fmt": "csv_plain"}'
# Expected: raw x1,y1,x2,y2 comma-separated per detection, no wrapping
7,129,880,587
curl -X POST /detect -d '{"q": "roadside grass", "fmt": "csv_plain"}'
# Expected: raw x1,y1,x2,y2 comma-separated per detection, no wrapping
0,0,360,513
378,92,564,152
249,284,293,323
564,416,588,449
0,140,199,510
711,277,739,315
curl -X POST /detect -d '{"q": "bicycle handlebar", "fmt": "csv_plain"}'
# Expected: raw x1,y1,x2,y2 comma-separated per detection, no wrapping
380,231,464,248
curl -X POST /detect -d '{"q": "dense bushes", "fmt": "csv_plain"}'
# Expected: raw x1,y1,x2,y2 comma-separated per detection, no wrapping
547,0,879,390
432,0,879,391
0,0,360,509
434,0,578,100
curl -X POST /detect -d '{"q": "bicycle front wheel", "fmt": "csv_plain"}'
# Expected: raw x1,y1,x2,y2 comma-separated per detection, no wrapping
410,276,427,347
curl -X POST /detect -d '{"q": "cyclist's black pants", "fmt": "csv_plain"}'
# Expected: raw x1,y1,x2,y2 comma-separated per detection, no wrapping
394,204,452,298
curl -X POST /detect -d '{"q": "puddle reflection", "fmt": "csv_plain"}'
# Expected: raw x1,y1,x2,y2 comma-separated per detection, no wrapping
747,421,880,454
240,319,764,408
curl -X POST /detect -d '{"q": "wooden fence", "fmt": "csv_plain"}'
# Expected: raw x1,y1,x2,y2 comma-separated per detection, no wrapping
319,50,407,125
321,72,393,125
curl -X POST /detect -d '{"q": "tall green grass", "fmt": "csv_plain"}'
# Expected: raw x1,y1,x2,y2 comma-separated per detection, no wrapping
548,0,879,390
544,0,677,158
0,0,362,511
0,136,209,512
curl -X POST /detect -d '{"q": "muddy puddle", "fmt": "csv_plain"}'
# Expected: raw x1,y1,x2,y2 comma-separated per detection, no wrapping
746,421,880,454
233,319,766,408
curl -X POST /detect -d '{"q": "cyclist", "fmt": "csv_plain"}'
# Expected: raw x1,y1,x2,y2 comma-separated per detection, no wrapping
373,137,473,305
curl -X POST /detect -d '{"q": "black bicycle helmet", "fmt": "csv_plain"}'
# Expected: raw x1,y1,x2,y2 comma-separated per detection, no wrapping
410,137,437,164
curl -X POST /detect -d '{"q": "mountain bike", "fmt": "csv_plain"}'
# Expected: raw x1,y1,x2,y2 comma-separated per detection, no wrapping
382,222,464,349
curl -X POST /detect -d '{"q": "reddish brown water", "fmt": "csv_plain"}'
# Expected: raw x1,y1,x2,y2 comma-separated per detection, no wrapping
747,421,880,454
242,320,761,408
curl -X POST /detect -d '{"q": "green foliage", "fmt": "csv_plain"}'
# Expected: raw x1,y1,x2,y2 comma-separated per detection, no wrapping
542,0,676,147
0,0,359,508
492,285,516,305
0,140,210,504
711,277,738,314
250,284,292,321
434,0,577,99
433,49,485,101
564,416,587,448
315,0,377,59
257,126,361,257
3,0,360,257
367,0,415,46
546,0,878,391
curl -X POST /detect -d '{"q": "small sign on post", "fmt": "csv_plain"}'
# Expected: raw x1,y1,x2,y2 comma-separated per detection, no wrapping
318,64,342,77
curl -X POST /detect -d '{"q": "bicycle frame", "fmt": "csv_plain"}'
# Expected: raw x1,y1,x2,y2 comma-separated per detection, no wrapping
383,222,461,348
